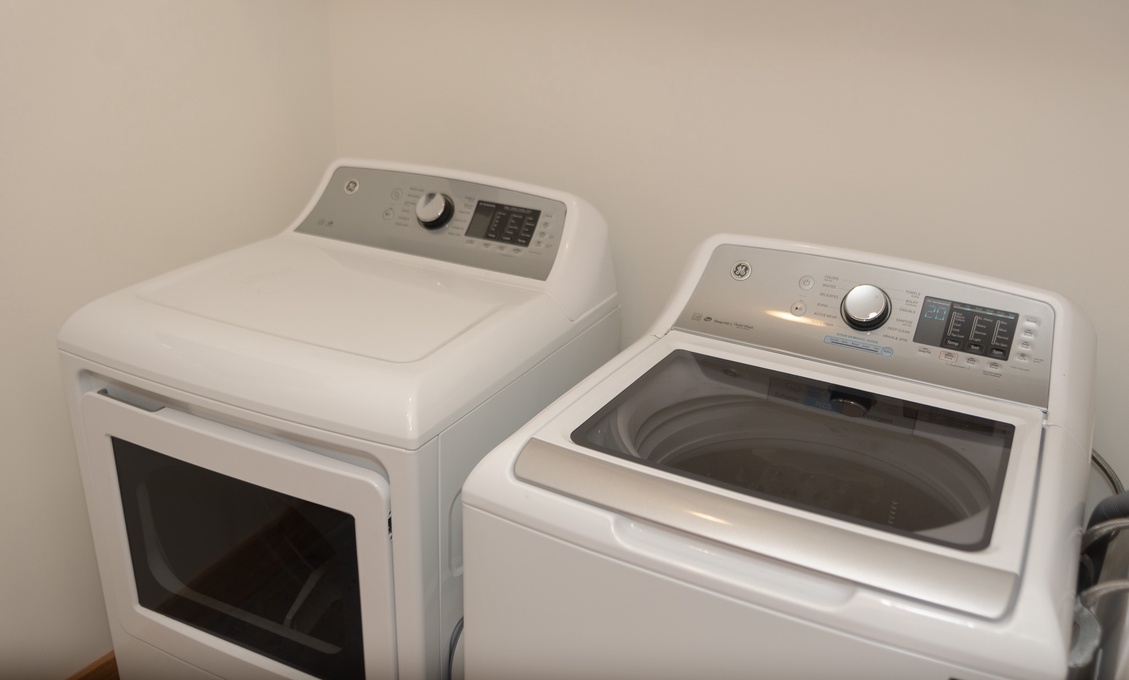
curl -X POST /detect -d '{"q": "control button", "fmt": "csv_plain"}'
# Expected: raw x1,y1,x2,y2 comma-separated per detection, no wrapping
416,192,455,229
940,351,958,362
382,208,395,220
943,339,962,350
841,285,891,331
799,275,815,291
391,188,403,201
791,301,807,316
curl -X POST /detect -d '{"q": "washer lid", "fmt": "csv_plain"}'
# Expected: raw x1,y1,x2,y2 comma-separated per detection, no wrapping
569,350,1012,551
139,235,527,364
514,335,1047,619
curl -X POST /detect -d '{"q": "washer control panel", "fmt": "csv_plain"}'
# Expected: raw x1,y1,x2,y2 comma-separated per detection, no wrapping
294,166,566,280
674,243,1055,408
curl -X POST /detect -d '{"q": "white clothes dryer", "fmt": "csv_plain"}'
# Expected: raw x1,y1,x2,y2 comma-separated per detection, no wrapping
463,235,1095,680
59,160,620,680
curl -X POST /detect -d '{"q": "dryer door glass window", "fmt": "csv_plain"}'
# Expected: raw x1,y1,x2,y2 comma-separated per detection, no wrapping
113,438,365,679
571,350,1015,551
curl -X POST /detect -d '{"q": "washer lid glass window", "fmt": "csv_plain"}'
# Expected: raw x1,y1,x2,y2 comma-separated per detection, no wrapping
571,350,1014,551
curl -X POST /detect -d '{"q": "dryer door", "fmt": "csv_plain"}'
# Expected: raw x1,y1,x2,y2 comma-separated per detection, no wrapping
79,390,397,680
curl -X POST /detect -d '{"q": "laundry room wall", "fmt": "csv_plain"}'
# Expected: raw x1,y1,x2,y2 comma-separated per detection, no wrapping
0,2,335,677
327,1,1129,476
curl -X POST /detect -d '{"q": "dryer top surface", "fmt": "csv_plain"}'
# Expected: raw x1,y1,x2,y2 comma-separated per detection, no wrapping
138,235,532,363
59,235,588,448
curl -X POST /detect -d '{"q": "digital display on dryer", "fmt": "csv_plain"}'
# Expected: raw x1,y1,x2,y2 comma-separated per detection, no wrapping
913,297,1018,360
465,201,541,247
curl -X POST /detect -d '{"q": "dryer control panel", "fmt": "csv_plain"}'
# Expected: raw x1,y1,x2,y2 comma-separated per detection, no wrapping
294,166,566,280
674,243,1056,409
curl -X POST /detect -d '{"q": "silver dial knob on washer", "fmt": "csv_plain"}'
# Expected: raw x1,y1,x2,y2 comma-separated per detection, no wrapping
416,192,455,229
841,284,891,331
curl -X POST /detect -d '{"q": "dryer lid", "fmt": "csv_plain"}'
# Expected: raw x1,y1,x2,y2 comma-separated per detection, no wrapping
60,234,575,448
139,236,532,364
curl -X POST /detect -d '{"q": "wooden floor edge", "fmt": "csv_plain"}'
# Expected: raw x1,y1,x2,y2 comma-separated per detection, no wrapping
66,651,118,680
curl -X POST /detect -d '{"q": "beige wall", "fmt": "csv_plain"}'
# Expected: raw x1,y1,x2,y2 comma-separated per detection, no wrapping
329,1,1129,469
4,0,1129,676
0,2,334,677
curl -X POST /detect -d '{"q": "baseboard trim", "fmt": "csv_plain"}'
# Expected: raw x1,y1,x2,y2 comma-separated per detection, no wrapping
67,651,118,680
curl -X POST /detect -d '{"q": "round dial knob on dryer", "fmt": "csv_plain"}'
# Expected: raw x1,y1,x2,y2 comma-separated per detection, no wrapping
415,192,455,229
840,284,892,331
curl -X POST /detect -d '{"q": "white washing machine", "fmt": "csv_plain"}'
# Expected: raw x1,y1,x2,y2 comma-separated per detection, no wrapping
463,235,1095,680
58,159,619,680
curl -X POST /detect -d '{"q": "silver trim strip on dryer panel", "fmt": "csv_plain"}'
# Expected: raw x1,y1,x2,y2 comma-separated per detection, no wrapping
514,438,1017,620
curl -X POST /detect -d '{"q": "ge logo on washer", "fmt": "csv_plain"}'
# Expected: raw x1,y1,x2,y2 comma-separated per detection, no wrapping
732,261,751,280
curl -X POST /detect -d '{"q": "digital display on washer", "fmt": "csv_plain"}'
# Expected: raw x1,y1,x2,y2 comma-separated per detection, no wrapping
465,201,541,247
912,296,1018,361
